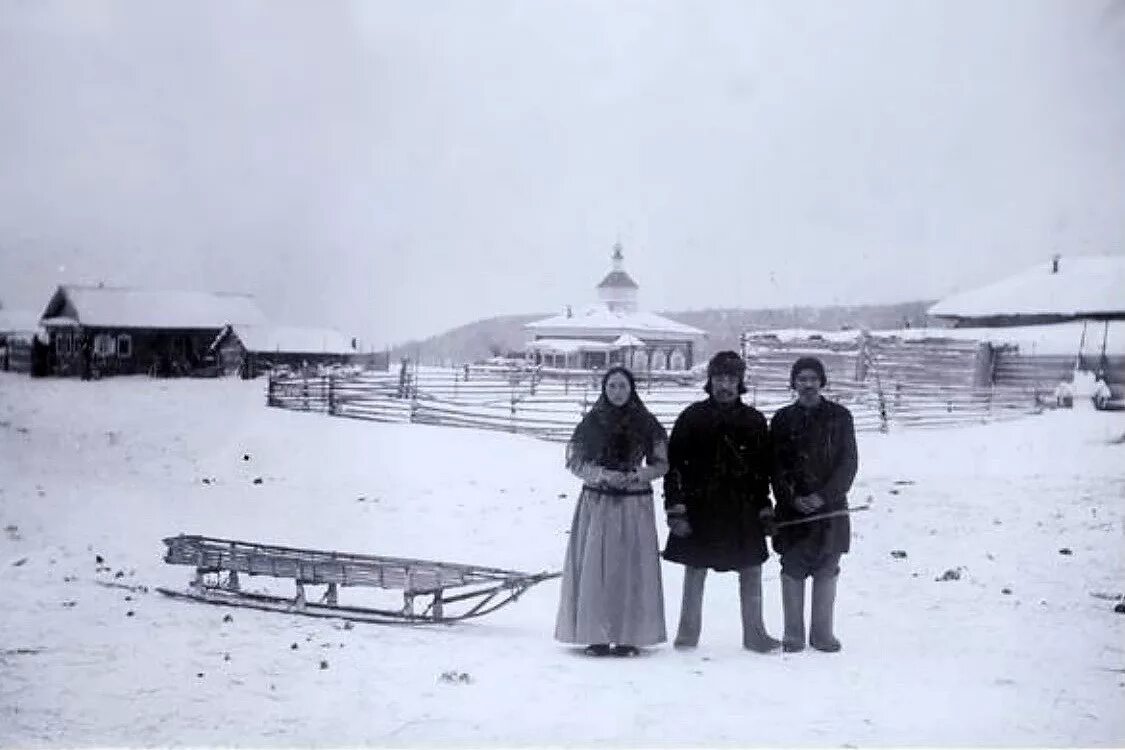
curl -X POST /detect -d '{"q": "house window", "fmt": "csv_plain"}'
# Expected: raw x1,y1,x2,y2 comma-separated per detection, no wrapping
117,334,133,358
94,334,115,356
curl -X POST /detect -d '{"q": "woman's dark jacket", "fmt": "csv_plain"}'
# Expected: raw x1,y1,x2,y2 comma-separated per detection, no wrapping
769,398,858,557
662,398,773,571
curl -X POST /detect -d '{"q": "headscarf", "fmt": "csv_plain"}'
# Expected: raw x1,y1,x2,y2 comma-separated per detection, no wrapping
567,366,668,471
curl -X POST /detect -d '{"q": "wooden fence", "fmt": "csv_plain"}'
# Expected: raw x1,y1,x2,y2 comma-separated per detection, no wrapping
267,360,1041,442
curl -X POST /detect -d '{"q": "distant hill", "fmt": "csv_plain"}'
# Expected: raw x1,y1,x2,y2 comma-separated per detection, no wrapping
391,301,937,365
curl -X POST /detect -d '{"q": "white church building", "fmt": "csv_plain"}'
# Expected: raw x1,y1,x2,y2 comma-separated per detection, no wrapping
524,242,705,371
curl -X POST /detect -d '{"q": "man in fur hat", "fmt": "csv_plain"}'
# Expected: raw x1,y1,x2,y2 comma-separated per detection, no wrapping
770,356,858,653
662,351,780,652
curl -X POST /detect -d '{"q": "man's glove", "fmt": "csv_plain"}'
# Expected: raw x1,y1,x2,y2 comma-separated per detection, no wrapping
793,493,825,514
666,504,691,538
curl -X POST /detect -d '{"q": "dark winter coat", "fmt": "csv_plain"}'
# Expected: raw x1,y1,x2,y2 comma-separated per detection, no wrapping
769,398,858,558
662,398,772,571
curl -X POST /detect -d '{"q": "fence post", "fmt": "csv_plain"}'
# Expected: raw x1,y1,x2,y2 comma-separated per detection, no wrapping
267,372,276,407
327,372,336,415
872,376,889,433
397,358,408,399
510,392,518,433
409,383,418,423
302,373,309,411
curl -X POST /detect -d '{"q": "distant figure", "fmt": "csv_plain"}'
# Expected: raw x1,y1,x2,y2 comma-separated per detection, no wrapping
30,335,48,377
1092,373,1113,410
1053,380,1075,409
79,334,93,381
555,366,669,657
662,351,779,652
770,356,858,653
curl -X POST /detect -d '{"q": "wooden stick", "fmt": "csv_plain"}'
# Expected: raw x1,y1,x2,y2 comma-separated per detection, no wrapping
773,504,872,529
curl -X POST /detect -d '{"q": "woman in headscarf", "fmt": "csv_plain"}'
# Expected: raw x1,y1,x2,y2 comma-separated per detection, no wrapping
554,366,670,657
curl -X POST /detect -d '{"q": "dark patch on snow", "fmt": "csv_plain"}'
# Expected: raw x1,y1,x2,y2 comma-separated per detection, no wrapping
242,454,251,461
1114,603,1125,614
439,670,472,684
890,550,907,559
223,614,233,623
1002,588,1012,595
252,477,263,485
1058,548,1073,556
11,557,28,567
936,568,962,582
319,660,329,670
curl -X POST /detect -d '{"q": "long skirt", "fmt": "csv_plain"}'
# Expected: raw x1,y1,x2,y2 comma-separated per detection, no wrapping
553,487,667,646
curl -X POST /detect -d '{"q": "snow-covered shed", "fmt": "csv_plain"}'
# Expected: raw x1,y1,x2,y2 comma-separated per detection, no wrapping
927,255,1125,388
210,324,358,378
0,310,41,372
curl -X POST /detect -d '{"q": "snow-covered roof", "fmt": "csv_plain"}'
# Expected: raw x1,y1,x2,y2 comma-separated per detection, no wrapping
613,333,646,347
525,305,704,338
42,285,268,329
929,255,1125,320
746,328,864,344
745,321,1125,357
218,324,355,355
527,338,617,354
0,310,40,334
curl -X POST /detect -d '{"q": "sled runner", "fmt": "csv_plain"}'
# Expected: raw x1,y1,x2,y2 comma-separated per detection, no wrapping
157,534,559,624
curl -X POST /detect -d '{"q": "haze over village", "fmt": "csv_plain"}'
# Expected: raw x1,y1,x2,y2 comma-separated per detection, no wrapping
1,2,1123,748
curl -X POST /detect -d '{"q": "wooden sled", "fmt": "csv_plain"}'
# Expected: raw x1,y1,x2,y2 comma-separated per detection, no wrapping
157,534,559,624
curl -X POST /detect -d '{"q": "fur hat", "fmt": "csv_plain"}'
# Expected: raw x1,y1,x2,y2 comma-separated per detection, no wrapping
789,356,827,389
705,350,748,395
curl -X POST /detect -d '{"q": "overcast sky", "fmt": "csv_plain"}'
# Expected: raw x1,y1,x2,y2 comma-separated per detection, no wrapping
1,1,1122,348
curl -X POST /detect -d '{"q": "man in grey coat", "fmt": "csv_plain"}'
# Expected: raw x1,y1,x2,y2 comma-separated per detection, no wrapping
770,356,858,652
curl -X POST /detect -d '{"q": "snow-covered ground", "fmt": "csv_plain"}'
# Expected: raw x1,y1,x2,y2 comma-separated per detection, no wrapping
1,373,1123,747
